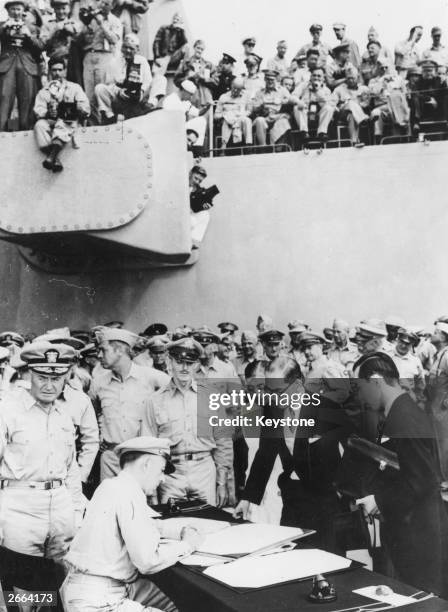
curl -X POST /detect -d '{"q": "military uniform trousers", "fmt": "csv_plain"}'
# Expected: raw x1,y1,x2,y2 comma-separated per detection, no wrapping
0,486,75,562
83,50,117,105
61,571,177,612
159,454,216,505
0,55,39,131
293,103,334,134
253,114,291,145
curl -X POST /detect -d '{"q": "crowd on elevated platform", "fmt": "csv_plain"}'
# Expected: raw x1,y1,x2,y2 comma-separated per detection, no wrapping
0,0,448,159
1,312,448,607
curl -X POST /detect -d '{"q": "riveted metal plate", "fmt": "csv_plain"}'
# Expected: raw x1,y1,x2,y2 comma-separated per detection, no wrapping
0,126,153,234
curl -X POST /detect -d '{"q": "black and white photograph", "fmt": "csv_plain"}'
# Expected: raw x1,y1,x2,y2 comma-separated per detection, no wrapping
0,0,447,610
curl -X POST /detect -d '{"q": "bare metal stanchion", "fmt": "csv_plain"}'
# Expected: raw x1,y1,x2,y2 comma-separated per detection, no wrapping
208,102,215,158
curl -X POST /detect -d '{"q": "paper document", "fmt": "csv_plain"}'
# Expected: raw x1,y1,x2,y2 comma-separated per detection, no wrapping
180,554,230,567
162,517,230,535
353,586,416,607
203,549,352,588
197,523,304,556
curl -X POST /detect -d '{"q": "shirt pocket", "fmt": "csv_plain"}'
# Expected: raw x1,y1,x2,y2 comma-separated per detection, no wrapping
102,414,142,442
154,406,183,443
54,424,76,466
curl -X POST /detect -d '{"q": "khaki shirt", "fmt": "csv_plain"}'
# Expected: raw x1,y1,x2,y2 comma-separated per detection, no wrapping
391,349,425,403
304,357,350,405
328,342,359,374
65,470,191,582
90,363,169,444
0,388,82,513
143,378,233,471
61,384,99,482
252,84,295,119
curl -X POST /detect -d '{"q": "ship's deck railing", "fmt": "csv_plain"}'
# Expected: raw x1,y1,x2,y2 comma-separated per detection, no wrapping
204,104,448,158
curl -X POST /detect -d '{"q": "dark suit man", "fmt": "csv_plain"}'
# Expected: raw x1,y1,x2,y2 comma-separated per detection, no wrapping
354,352,448,597
235,348,353,553
0,0,44,130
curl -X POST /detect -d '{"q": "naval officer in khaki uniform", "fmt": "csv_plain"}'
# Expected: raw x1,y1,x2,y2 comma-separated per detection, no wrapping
0,342,83,562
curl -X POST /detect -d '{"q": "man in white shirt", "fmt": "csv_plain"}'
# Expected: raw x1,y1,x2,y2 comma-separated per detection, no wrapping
62,436,203,611
163,79,207,145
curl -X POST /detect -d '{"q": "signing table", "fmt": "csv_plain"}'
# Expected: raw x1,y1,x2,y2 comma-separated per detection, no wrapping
151,507,448,612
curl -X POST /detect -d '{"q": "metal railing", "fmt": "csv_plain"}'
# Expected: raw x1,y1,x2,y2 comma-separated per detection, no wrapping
205,102,448,158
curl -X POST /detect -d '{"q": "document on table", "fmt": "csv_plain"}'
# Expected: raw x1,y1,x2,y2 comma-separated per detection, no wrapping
353,586,416,607
162,517,231,535
197,523,306,556
203,549,352,588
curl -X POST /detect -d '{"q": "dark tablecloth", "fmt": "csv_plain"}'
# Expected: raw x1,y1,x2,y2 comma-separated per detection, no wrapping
151,507,448,612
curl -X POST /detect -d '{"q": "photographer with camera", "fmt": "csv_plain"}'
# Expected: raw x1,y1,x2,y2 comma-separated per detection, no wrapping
33,54,90,171
0,0,44,131
95,32,152,123
41,0,82,82
77,0,123,104
189,164,219,246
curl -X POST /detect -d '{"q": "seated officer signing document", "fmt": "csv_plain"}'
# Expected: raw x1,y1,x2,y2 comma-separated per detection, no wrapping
62,437,203,612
